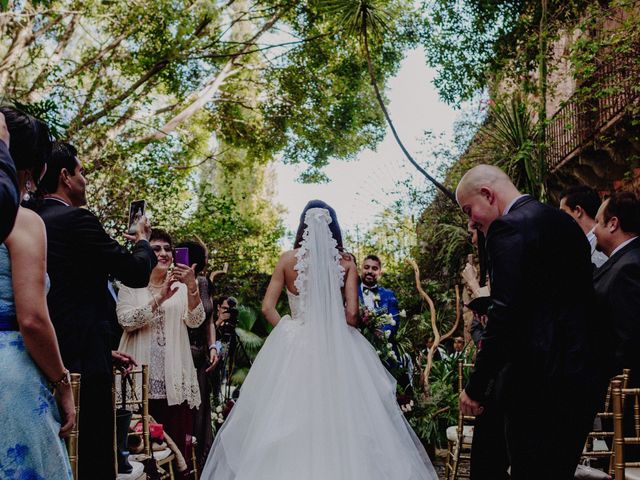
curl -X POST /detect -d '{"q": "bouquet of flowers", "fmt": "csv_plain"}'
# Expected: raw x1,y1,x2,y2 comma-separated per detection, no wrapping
358,306,405,364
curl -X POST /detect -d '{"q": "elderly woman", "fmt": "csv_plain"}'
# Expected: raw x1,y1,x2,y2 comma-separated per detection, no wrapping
117,228,205,465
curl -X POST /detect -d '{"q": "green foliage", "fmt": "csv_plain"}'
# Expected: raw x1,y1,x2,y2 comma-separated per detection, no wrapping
418,0,590,104
471,98,545,199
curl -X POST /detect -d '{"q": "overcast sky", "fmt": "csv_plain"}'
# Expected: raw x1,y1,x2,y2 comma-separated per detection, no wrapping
276,49,459,247
272,48,461,247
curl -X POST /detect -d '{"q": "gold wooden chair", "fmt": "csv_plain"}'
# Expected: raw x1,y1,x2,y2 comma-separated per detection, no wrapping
445,359,475,480
188,436,200,480
582,370,631,475
66,373,81,480
612,378,640,479
113,365,152,480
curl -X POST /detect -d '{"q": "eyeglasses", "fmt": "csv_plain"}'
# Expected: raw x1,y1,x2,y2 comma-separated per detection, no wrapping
151,245,172,253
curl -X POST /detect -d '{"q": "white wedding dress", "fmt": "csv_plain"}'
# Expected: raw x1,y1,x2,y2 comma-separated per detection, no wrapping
201,208,438,479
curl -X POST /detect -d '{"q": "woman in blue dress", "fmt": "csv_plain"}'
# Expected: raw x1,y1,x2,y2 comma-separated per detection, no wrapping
0,108,74,479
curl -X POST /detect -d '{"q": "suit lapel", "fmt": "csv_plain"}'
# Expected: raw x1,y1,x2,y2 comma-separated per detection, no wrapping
594,238,640,281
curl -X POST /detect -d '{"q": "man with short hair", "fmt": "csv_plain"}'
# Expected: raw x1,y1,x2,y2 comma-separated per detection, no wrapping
560,185,608,267
593,191,640,378
359,254,400,339
455,164,608,479
36,142,157,479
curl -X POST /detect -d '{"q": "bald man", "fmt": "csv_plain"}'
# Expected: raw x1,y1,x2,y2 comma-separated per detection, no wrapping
456,165,609,479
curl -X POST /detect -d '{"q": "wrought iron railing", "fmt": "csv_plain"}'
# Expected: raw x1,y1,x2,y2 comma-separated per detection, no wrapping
546,44,640,171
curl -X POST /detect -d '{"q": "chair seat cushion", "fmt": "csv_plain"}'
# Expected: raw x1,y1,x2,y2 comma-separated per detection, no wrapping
117,460,145,480
627,467,640,480
153,448,174,462
446,425,473,444
574,464,611,479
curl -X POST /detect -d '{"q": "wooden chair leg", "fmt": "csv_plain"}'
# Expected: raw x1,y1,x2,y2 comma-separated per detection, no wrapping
452,441,462,480
445,440,455,480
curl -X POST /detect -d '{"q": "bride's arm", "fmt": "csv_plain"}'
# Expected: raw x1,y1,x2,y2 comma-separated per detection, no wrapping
261,253,286,327
343,259,359,327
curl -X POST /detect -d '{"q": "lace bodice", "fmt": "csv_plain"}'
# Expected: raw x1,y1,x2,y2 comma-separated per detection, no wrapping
286,290,304,320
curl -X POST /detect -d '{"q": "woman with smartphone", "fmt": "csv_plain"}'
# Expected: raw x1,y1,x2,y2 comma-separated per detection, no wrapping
116,228,205,472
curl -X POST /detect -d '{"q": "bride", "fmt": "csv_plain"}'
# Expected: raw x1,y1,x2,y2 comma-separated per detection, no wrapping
201,200,437,479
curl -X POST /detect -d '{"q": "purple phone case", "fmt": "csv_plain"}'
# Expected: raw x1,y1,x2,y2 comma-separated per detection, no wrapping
175,247,189,266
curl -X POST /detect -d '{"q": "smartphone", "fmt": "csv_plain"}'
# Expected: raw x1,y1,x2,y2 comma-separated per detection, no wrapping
127,200,146,235
174,247,189,266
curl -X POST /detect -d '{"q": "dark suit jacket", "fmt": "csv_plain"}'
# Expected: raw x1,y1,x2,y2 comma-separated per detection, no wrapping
0,140,19,243
593,237,640,377
37,199,156,380
466,196,607,405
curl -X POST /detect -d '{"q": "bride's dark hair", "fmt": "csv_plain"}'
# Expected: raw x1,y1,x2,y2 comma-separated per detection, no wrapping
293,200,343,250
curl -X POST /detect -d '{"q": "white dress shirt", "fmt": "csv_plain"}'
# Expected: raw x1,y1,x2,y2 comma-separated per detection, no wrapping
586,227,608,268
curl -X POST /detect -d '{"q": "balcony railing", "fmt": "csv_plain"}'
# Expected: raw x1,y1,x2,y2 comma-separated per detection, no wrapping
546,44,640,171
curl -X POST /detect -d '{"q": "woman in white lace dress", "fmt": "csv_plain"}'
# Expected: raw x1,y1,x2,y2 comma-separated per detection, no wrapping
201,200,437,480
117,228,205,466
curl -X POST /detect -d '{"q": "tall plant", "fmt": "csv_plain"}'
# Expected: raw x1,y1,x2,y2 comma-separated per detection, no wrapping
474,98,546,199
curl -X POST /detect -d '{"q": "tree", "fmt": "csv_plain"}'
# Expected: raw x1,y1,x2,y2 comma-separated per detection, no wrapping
322,0,457,202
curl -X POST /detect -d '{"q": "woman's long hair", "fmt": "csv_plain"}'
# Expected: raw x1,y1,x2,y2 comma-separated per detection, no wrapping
293,200,343,251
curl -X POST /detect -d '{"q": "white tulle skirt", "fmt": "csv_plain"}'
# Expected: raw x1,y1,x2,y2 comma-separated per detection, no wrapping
201,312,438,480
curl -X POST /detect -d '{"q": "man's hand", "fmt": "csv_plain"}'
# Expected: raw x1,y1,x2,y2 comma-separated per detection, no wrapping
123,215,151,242
460,389,484,416
0,112,10,148
112,350,137,375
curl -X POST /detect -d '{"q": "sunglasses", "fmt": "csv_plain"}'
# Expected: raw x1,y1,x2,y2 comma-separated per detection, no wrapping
151,245,173,253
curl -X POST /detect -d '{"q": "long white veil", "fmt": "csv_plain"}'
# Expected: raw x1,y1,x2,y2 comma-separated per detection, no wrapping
201,207,437,479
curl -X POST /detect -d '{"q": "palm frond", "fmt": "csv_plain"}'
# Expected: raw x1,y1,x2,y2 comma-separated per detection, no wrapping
317,0,392,38
231,367,249,386
235,327,265,355
237,306,257,331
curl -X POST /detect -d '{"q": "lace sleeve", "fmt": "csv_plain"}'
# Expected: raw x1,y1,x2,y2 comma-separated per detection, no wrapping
117,286,156,332
184,302,205,328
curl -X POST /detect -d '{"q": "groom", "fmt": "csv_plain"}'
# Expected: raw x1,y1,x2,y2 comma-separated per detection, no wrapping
359,254,400,338
359,254,412,389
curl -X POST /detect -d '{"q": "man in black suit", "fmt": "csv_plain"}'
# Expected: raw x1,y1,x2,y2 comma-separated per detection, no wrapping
36,142,157,479
0,111,19,243
593,191,640,378
456,165,607,479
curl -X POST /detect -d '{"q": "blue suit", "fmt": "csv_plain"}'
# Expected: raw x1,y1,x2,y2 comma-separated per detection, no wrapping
359,284,400,337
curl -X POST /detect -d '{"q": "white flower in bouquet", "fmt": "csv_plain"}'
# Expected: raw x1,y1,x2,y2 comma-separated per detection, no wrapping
399,309,406,318
409,400,414,407
384,330,391,338
382,314,393,324
386,343,393,349
389,319,396,326
215,406,223,413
